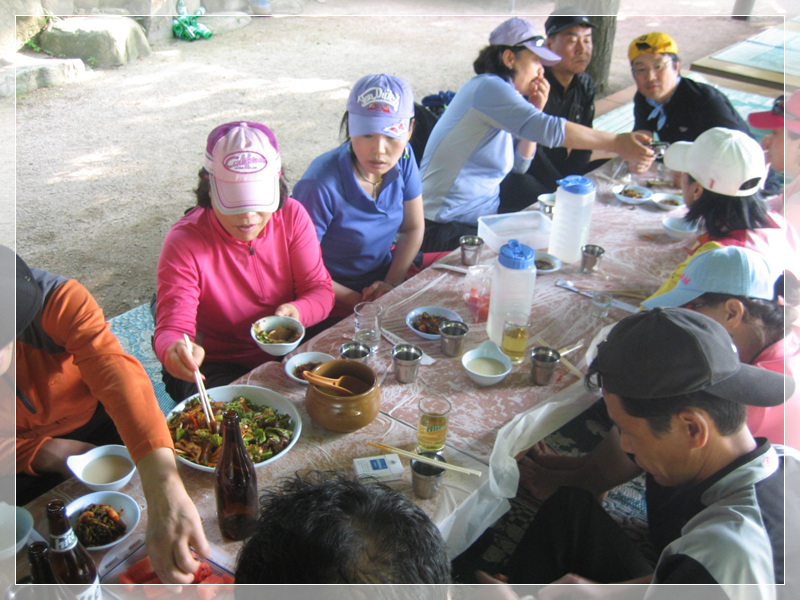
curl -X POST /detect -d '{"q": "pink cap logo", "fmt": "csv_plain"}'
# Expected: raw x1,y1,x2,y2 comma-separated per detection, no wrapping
223,151,267,174
356,86,400,113
678,273,692,285
383,120,409,136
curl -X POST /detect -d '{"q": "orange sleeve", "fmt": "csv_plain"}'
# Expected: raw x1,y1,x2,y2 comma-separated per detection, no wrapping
20,280,173,471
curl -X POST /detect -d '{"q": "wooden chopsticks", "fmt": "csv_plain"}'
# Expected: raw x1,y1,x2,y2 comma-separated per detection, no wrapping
182,333,217,433
367,443,482,477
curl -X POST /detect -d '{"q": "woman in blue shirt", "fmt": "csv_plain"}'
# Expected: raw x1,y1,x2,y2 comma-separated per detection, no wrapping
294,74,424,317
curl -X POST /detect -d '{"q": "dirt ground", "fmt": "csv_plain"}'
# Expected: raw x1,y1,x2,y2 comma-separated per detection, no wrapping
11,0,788,318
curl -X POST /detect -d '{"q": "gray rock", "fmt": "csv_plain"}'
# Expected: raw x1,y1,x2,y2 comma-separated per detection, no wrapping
41,0,76,16
203,0,250,12
39,16,151,68
3,54,86,96
197,11,251,35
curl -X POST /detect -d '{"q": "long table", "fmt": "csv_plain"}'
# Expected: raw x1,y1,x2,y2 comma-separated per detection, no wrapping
19,158,691,582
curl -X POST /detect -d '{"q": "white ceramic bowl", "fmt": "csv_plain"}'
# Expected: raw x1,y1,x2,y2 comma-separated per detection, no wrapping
537,193,556,211
662,216,699,241
651,192,685,211
284,351,336,385
534,250,562,274
251,315,305,356
406,306,463,340
66,445,135,492
15,507,33,554
66,491,141,551
612,183,652,205
461,340,512,386
168,384,302,473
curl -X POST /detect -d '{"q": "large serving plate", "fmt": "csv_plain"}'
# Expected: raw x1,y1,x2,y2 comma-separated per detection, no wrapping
168,384,302,473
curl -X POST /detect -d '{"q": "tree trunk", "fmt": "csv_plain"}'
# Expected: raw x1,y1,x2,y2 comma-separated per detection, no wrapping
553,0,620,95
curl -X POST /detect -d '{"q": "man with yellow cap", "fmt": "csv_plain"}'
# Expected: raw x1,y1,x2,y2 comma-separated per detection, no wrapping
627,32,751,174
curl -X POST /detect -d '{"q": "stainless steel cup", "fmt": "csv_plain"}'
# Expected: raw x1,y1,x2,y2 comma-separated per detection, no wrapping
439,321,469,357
530,346,561,386
459,235,484,266
410,452,446,499
340,341,371,363
580,244,605,273
392,343,423,383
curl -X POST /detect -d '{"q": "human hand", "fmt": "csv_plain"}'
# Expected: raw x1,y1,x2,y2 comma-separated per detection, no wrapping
472,571,523,600
164,338,205,383
274,303,301,321
361,280,394,302
31,438,96,478
613,132,653,166
138,448,211,585
528,75,550,110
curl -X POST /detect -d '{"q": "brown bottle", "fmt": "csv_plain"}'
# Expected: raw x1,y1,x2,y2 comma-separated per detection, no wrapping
214,409,258,540
28,541,59,583
45,500,101,600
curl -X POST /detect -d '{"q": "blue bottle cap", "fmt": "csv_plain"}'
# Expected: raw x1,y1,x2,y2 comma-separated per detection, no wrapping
498,239,536,269
556,175,595,195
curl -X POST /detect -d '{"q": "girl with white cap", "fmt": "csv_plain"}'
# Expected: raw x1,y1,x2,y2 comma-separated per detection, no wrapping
155,121,335,402
294,74,425,318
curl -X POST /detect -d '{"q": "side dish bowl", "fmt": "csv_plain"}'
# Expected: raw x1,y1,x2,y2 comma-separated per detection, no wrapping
66,445,135,492
612,183,652,205
66,491,140,551
461,341,512,386
651,192,685,211
284,351,336,385
406,306,463,340
662,216,699,241
534,251,562,274
251,315,305,356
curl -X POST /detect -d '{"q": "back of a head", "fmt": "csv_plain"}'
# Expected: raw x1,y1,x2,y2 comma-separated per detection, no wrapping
235,472,450,585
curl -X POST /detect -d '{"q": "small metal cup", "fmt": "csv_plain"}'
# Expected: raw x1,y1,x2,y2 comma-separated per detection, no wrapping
410,452,447,499
459,235,484,266
581,244,605,273
530,346,561,386
340,341,371,363
392,343,423,383
439,320,469,357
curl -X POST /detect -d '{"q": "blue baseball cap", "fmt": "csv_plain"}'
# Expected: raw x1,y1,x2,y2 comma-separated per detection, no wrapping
489,18,562,66
347,74,415,139
642,246,778,309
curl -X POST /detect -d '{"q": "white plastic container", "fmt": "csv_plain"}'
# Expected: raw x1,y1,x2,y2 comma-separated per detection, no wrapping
477,210,552,254
547,175,596,264
486,240,537,345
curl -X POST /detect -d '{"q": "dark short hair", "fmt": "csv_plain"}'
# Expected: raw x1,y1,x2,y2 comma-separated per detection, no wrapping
585,374,748,436
684,175,769,238
194,167,288,211
473,44,525,79
234,471,451,585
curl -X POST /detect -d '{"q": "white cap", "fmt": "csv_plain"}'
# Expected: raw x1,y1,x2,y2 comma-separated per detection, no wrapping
663,127,765,197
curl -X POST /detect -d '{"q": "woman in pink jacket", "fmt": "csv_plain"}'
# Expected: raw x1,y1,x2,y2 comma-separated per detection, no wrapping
154,121,334,402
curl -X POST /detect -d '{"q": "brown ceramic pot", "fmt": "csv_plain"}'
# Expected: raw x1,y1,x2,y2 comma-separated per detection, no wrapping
304,359,380,433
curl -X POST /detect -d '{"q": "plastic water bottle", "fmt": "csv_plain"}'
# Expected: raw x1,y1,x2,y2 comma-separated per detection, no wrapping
486,240,537,345
547,175,596,264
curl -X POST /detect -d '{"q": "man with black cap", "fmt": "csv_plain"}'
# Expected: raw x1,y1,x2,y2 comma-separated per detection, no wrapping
497,308,794,589
9,247,210,586
500,8,602,202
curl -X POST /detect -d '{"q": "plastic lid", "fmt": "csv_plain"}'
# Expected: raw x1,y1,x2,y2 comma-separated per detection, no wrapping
556,175,595,195
498,239,536,269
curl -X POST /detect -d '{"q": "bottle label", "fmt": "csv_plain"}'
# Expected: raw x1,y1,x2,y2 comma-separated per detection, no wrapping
50,529,78,552
73,577,101,600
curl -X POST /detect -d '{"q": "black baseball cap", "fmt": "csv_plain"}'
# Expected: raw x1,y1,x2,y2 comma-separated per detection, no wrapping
590,308,791,406
545,7,595,37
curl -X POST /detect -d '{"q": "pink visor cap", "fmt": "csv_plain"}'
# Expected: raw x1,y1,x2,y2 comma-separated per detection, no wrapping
489,17,561,66
347,74,415,139
747,90,800,135
204,121,282,215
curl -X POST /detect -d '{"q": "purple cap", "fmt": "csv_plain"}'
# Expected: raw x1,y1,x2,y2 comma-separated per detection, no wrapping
203,121,282,215
489,17,562,66
347,74,415,139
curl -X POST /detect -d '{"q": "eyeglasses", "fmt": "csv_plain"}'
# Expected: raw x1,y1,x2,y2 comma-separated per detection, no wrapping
517,36,547,48
771,95,785,115
681,299,708,311
631,60,673,77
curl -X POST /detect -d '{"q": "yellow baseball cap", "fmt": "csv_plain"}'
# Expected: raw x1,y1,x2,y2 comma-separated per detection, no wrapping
628,32,678,62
